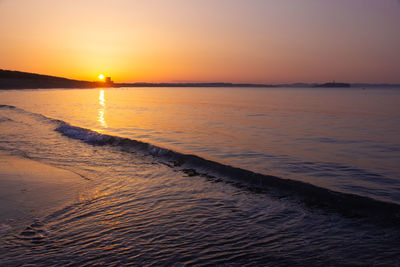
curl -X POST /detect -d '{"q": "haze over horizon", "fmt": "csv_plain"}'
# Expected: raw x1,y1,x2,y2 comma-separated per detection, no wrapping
1,0,399,84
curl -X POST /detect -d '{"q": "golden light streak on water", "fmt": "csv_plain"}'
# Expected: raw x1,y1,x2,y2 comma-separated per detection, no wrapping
98,89,107,128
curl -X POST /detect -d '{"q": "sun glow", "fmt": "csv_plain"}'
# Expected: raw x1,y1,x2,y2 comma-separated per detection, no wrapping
98,74,105,80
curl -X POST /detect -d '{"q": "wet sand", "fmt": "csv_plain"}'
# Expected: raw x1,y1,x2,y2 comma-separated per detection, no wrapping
0,152,86,234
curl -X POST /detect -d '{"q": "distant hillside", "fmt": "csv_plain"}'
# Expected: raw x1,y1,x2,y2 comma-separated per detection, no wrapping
0,69,110,89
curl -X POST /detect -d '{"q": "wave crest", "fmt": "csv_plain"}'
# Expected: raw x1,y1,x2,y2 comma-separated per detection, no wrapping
55,123,400,223
3,104,400,222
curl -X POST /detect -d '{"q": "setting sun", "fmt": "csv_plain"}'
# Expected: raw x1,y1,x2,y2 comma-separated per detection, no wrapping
0,1,400,265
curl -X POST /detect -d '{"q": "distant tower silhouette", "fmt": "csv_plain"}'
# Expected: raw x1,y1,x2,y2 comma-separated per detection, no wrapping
105,77,114,87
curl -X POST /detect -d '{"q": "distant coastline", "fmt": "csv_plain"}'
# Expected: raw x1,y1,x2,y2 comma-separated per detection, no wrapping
313,82,351,88
1,69,399,89
0,69,112,89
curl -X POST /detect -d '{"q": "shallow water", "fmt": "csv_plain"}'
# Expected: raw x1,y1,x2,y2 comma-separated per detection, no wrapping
0,88,400,265
1,87,400,203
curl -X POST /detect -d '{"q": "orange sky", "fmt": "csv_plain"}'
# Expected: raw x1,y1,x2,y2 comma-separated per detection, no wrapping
1,0,400,83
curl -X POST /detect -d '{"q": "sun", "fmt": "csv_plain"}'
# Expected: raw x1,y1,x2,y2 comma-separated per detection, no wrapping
98,74,104,80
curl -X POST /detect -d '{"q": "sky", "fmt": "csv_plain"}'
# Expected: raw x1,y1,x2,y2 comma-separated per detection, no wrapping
0,0,399,83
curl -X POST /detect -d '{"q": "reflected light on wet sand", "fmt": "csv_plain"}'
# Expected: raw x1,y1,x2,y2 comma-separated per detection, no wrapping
98,89,107,128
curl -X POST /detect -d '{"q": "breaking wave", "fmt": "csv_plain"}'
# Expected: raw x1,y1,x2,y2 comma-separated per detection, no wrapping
2,104,400,222
55,122,400,223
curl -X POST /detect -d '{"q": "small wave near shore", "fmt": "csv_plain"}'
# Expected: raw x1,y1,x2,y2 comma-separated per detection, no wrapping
54,110,400,223
1,103,400,266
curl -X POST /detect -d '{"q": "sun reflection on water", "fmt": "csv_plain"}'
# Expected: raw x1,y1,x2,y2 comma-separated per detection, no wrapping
98,89,107,128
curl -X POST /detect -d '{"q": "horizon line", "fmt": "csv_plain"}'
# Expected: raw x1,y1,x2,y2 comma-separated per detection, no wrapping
1,69,400,86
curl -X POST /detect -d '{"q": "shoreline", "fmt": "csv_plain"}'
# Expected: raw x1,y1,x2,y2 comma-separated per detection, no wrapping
2,69,400,89
0,152,87,234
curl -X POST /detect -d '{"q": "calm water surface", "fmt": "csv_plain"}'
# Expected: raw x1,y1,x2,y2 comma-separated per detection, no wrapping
0,87,400,266
1,87,399,203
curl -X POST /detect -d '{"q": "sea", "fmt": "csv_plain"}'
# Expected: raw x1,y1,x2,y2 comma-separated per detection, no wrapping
0,87,399,266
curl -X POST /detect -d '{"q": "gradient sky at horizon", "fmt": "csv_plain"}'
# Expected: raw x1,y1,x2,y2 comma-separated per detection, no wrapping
1,0,399,83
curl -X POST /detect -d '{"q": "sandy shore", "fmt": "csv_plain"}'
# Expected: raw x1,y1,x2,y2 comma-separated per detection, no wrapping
0,152,86,234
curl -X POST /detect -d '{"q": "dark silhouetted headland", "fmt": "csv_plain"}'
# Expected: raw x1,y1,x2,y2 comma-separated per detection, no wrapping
0,69,113,89
314,82,351,88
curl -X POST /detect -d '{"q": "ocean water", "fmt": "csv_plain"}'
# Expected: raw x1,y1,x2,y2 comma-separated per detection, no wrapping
1,87,400,265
